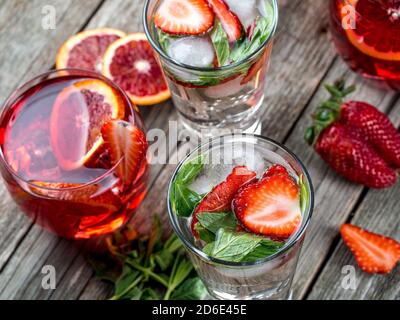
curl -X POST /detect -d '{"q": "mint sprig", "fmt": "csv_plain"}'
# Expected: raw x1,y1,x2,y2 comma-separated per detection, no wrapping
170,155,205,217
211,22,230,67
88,217,207,300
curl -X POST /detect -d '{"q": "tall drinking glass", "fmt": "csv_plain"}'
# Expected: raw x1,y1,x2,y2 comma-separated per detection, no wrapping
144,0,278,136
167,135,314,300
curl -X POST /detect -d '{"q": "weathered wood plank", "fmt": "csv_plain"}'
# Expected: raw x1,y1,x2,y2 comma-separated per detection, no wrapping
75,0,342,300
285,59,398,299
306,101,400,300
0,0,104,272
0,0,179,300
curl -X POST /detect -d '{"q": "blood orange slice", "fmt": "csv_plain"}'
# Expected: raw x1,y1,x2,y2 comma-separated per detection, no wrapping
50,79,125,171
102,33,171,106
56,28,126,72
340,0,400,61
29,182,121,214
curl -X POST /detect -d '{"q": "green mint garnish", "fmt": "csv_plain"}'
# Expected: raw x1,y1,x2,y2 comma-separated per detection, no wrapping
196,211,237,234
230,13,274,63
170,155,205,217
211,22,230,67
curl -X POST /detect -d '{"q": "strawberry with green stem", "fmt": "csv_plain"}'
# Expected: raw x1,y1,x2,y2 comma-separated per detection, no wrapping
305,80,399,189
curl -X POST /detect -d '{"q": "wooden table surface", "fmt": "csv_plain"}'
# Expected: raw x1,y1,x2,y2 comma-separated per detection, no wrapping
0,0,398,300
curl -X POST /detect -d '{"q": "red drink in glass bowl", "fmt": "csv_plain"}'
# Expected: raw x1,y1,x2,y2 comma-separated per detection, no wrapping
329,0,400,90
0,70,148,239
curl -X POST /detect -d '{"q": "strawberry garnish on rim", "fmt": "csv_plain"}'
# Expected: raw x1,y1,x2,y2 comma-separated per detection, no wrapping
101,120,148,186
154,0,215,36
191,166,256,237
207,0,243,42
340,224,400,274
233,169,302,239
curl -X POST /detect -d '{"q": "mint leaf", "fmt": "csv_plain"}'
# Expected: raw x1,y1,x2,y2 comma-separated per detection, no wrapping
241,240,284,262
194,223,215,243
209,229,263,262
175,155,205,185
172,184,203,217
171,277,207,300
299,174,309,214
196,212,238,234
211,22,230,67
164,255,194,300
230,15,274,63
112,265,143,300
157,29,172,53
153,249,174,271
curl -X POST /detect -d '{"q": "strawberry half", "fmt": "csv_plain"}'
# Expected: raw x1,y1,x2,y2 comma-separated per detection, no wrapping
340,224,400,274
233,171,302,239
154,0,215,36
101,120,148,186
191,166,256,236
207,0,243,42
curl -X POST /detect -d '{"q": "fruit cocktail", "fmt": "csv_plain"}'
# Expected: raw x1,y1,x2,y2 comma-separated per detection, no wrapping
167,135,314,300
144,0,278,136
330,0,400,90
0,70,148,239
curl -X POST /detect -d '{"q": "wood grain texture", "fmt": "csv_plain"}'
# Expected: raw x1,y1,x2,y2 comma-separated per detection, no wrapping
0,0,104,272
0,0,398,300
285,59,398,299
306,101,400,300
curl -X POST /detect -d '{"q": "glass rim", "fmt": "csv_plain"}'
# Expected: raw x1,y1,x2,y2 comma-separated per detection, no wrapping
0,68,135,192
143,0,279,73
167,134,314,267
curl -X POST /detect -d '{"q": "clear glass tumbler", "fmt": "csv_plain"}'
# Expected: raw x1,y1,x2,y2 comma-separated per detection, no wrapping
144,0,278,137
167,134,314,300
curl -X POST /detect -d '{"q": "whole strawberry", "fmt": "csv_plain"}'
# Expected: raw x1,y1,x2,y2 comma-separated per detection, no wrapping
305,80,398,189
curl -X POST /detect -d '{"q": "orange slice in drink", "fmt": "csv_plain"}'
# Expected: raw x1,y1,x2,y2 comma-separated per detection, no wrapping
340,0,400,61
102,33,171,106
50,79,125,171
56,28,126,72
29,182,121,214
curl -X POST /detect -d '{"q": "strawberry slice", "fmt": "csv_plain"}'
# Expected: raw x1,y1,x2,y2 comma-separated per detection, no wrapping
154,0,215,36
340,224,400,274
191,166,256,237
262,164,288,179
101,120,148,186
207,0,243,42
233,172,302,239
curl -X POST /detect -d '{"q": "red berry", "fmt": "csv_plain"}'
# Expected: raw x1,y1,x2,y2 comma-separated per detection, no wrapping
154,0,215,36
315,123,397,189
207,0,243,42
340,101,400,168
341,224,400,274
233,172,302,239
191,166,256,237
262,164,288,179
101,120,147,185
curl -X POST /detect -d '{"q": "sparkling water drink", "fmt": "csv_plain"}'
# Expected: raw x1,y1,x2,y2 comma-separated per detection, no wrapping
0,70,148,239
167,135,314,300
144,0,278,136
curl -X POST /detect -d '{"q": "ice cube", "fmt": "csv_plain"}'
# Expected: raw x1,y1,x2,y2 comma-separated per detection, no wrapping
189,173,213,195
167,37,215,68
225,0,258,29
